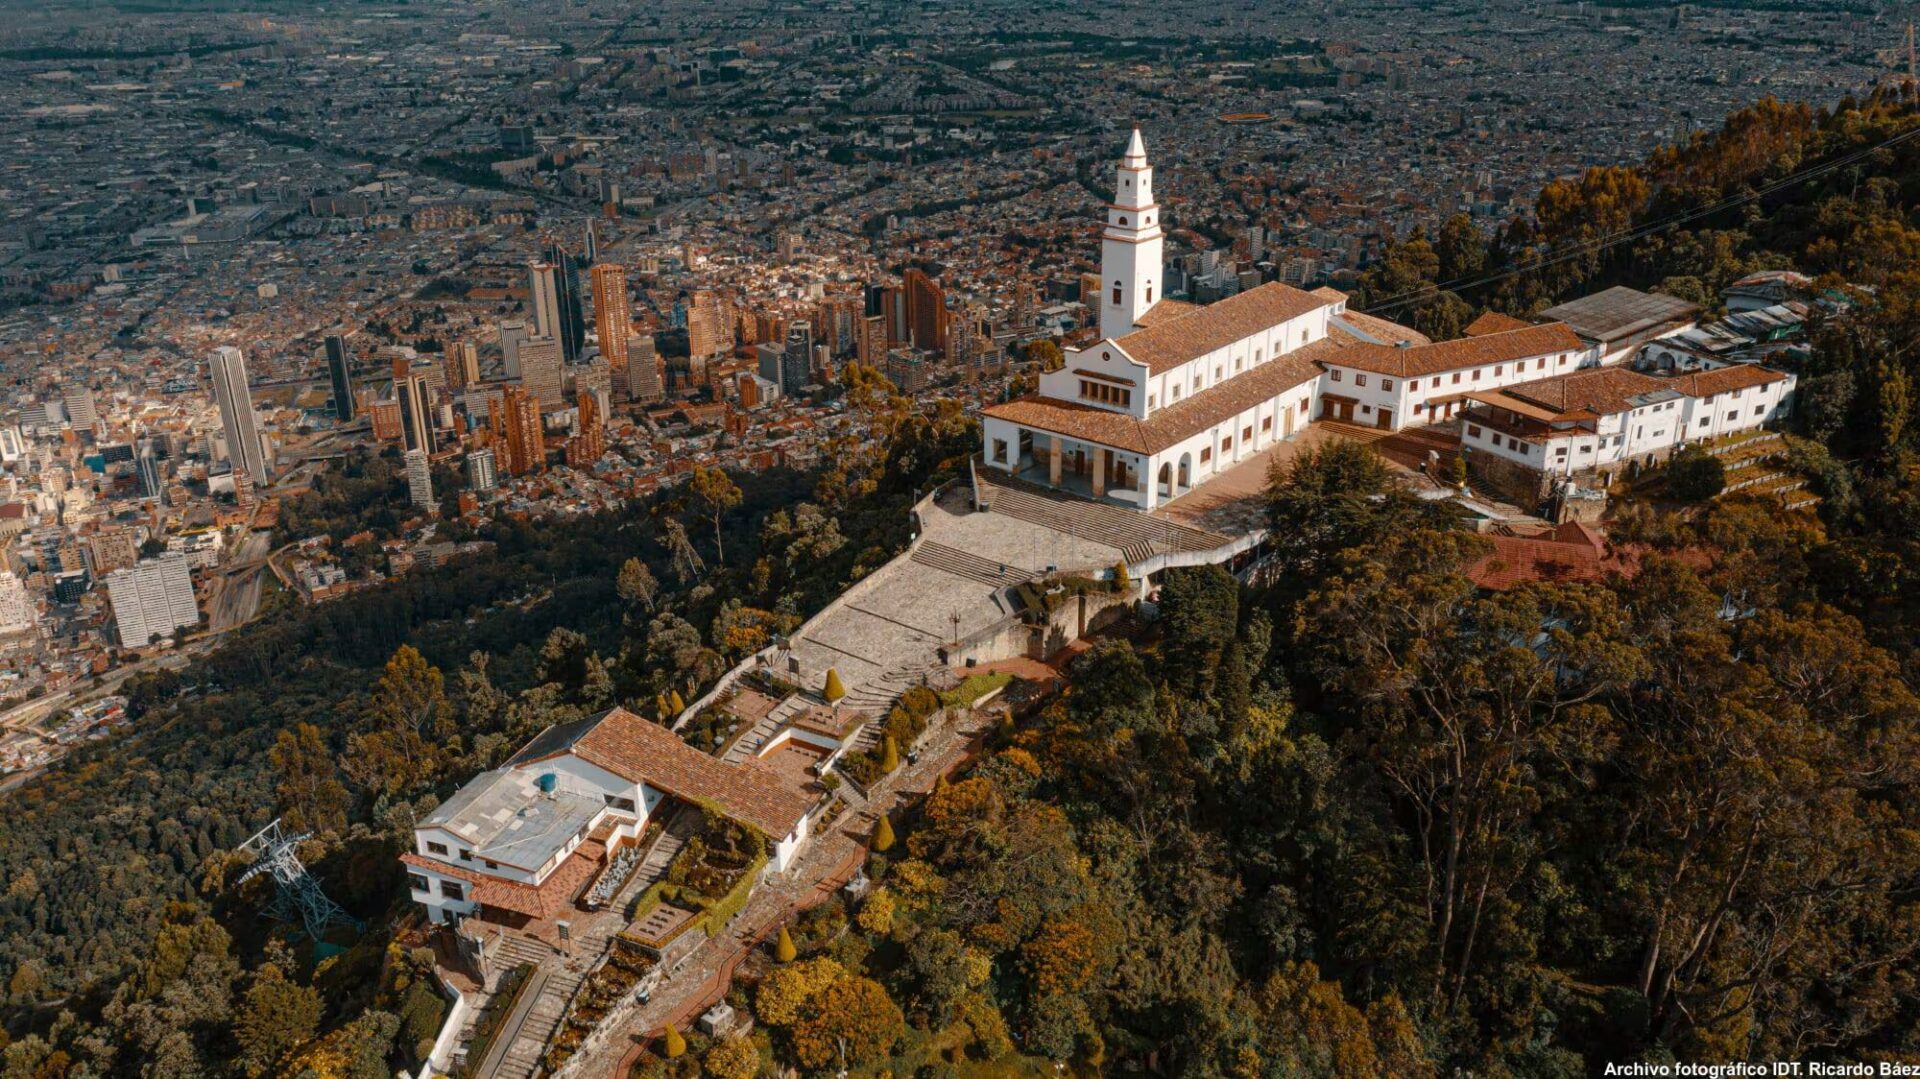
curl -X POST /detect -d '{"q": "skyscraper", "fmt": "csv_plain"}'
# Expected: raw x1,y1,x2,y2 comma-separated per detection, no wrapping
105,552,199,648
325,335,357,422
209,346,269,488
405,448,433,509
518,337,564,409
465,448,498,490
393,358,433,454
0,571,35,637
137,441,165,503
548,242,587,364
500,320,530,379
903,268,951,354
625,333,662,403
500,385,545,476
446,340,479,392
591,263,631,384
528,260,561,344
779,322,813,397
565,391,605,468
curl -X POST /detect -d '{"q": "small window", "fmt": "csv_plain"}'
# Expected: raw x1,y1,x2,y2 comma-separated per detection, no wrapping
1262,416,1272,431
459,849,473,862
1726,410,1737,421
1355,374,1369,388
1222,436,1233,452
1467,424,1483,438
426,841,449,856
1146,285,1153,303
409,874,430,893
1382,379,1394,392
1112,286,1121,305
441,881,465,901
1118,216,1128,225
1494,365,1503,376
1200,447,1212,463
1330,369,1343,382
1536,357,1545,370
1472,369,1482,381
1452,372,1462,385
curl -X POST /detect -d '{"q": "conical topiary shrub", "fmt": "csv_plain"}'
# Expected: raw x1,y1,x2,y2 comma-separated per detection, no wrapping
824,667,846,703
774,925,796,963
880,735,900,773
662,1024,686,1058
872,813,895,853
668,689,686,714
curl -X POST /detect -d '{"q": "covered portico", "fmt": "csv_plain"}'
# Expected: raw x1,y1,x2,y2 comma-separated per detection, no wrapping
980,415,1171,510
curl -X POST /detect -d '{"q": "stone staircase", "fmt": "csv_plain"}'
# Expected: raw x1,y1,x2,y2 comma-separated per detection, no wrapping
720,693,815,765
619,807,698,918
839,658,950,714
910,541,1034,588
489,963,584,1079
975,470,1230,566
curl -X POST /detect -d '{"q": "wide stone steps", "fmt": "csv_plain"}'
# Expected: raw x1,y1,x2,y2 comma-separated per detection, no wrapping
910,541,1034,588
976,471,1229,566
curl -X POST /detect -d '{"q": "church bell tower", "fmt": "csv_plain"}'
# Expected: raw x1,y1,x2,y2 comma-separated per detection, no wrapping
1100,127,1165,340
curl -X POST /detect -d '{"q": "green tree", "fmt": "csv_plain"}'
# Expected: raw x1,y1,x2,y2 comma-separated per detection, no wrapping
1664,446,1726,502
233,963,321,1078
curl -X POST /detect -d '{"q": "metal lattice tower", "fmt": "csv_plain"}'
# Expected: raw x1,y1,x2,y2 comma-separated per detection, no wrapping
234,818,358,941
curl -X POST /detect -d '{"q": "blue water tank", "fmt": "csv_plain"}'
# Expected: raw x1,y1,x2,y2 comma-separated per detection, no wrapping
536,773,556,793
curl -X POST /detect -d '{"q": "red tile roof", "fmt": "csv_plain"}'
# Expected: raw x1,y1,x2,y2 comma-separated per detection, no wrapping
1463,311,1533,337
1110,282,1337,373
1328,322,1586,378
985,336,1339,454
569,707,815,839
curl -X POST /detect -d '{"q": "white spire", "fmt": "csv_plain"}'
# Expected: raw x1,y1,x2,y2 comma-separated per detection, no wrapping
1123,127,1147,165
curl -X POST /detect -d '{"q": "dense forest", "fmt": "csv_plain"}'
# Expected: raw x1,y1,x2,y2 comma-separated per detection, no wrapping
0,373,973,1077
6,89,1920,1077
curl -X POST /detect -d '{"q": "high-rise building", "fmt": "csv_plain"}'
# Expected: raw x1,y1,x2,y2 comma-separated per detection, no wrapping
624,333,662,403
136,441,165,502
528,260,561,344
686,290,730,362
0,571,35,636
565,391,605,468
62,383,98,431
858,315,886,366
325,335,357,422
499,320,530,379
500,385,545,476
209,346,269,488
405,449,433,509
105,552,198,648
446,340,480,392
547,242,587,364
591,263,631,382
779,323,813,397
394,358,433,454
903,268,951,354
465,448,498,490
519,337,564,409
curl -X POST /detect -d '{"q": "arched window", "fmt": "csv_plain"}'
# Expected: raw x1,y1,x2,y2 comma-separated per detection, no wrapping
1112,286,1122,305
1146,285,1153,304
1118,216,1128,226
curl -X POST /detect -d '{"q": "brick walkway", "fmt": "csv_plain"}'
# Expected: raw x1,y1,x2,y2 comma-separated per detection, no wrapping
589,705,1000,1078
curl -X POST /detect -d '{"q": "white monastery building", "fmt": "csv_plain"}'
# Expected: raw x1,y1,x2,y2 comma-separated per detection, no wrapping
980,130,1797,509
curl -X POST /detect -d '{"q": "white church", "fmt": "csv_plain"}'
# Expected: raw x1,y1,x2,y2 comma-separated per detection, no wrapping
979,130,1797,509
